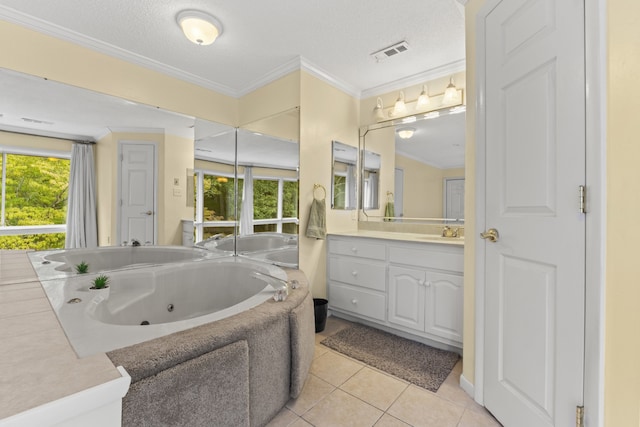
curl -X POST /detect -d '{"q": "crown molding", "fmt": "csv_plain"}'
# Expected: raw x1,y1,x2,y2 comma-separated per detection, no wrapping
360,59,466,99
300,58,361,98
235,56,302,97
0,6,238,97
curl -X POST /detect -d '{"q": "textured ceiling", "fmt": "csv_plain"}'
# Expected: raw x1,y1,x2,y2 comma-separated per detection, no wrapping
0,0,465,96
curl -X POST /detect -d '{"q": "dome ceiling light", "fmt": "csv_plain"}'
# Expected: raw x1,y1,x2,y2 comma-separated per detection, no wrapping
397,127,415,139
176,10,223,46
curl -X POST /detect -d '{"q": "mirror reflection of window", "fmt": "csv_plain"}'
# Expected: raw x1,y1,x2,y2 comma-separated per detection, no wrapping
194,171,240,240
0,151,71,249
362,150,381,210
331,141,357,210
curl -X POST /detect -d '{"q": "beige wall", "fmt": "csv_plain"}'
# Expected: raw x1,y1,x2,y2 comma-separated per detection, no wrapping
299,72,359,298
161,133,194,245
0,131,72,153
395,153,464,219
95,132,116,246
605,1,640,425
463,0,484,398
0,20,237,127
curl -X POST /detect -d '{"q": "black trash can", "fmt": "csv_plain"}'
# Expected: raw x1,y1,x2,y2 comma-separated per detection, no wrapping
313,298,328,333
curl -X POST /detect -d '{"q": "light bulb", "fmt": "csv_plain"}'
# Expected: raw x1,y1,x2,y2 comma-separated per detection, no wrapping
417,85,430,109
393,91,407,116
442,78,458,104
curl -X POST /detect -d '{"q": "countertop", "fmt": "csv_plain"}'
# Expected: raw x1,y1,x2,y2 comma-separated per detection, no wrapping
0,250,126,424
328,230,465,246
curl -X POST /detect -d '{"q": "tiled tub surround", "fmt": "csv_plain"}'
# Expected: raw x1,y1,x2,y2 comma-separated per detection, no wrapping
1,250,315,427
0,250,129,427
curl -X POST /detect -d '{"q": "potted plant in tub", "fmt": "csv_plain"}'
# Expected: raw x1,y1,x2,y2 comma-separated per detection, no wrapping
75,261,89,274
90,274,110,290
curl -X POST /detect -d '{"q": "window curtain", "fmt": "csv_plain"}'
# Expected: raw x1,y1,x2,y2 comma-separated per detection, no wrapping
239,166,254,236
65,143,98,248
346,164,356,209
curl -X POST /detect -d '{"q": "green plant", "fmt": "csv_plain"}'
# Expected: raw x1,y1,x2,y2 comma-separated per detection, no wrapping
75,261,89,274
91,274,110,289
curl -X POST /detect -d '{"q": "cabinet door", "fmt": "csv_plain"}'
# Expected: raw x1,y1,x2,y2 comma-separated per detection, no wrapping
424,271,463,343
388,266,426,332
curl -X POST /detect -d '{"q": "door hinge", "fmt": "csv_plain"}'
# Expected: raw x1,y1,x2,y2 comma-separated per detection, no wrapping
576,405,584,427
578,185,586,214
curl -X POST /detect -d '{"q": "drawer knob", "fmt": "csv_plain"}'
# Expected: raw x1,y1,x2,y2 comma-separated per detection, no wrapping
351,299,358,305
351,247,358,253
351,270,358,276
418,279,425,286
425,281,432,287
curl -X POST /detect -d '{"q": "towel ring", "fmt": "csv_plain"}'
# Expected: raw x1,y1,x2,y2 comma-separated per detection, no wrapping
313,184,326,201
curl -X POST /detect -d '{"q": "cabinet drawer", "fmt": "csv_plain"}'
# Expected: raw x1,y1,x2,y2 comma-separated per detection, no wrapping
328,257,386,291
388,245,463,272
328,238,386,260
329,283,386,321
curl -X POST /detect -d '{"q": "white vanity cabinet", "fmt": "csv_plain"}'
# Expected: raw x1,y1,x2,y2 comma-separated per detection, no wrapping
327,238,387,323
327,234,463,350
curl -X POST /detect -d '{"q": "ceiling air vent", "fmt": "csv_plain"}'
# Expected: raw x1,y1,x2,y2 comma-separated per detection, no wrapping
371,41,410,63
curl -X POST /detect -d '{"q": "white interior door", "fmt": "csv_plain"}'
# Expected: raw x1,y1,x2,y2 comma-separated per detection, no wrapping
394,168,404,217
119,142,156,245
481,0,586,426
444,177,464,221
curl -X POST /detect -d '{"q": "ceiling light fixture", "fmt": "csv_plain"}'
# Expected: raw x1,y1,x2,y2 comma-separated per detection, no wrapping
177,10,223,46
416,85,430,108
442,77,458,104
397,127,415,139
393,91,407,116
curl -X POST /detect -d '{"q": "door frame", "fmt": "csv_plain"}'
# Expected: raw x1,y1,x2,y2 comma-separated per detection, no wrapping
472,0,606,426
116,140,159,246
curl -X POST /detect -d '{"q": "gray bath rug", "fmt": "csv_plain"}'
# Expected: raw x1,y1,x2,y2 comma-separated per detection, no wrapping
321,323,459,392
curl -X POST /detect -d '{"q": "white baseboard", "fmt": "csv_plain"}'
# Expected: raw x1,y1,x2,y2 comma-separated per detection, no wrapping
459,374,476,402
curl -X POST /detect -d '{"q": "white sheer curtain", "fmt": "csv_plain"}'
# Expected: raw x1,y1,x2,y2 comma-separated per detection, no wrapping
346,164,356,209
65,143,98,248
239,166,254,236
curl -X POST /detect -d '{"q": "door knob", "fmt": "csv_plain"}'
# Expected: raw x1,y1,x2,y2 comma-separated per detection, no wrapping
141,211,153,216
480,228,499,242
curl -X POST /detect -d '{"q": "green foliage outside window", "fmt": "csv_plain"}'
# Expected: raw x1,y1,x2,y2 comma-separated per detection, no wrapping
0,154,70,250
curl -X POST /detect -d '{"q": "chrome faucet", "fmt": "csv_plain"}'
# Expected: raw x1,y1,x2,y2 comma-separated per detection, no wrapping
130,238,141,247
251,271,299,301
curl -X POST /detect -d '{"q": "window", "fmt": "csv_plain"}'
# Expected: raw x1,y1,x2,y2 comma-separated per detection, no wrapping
0,149,71,249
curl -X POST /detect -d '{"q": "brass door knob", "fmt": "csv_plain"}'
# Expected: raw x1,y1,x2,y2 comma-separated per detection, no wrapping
480,228,499,242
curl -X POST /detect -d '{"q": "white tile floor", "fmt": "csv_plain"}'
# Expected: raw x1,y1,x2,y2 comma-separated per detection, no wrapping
268,316,502,427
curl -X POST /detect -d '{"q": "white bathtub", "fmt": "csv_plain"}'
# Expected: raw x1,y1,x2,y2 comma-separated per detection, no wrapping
29,245,220,279
197,232,298,254
39,257,287,357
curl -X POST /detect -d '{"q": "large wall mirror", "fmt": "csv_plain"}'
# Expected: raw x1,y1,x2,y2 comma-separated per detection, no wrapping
195,109,300,268
360,107,465,223
0,67,300,268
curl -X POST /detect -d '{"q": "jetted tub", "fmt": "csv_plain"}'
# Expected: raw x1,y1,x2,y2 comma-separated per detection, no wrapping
28,245,221,279
39,257,288,357
197,232,298,254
